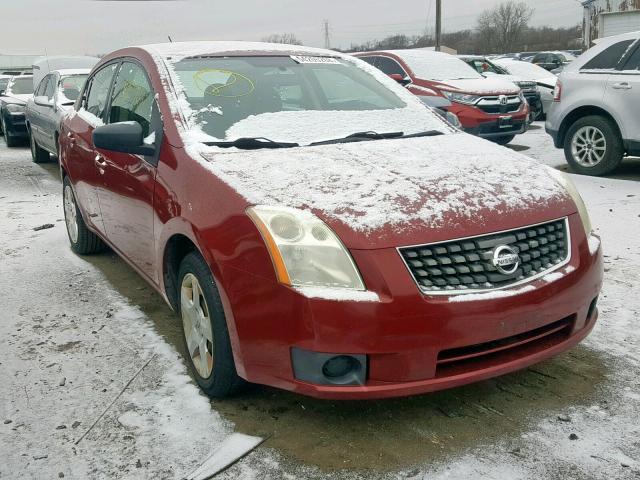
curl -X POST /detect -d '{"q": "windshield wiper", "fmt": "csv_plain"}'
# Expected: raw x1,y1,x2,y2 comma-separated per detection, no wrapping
203,137,299,150
309,129,443,146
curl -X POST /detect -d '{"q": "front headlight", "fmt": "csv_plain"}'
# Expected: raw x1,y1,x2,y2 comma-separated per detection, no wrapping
6,103,25,114
442,91,481,105
247,205,365,290
545,167,592,237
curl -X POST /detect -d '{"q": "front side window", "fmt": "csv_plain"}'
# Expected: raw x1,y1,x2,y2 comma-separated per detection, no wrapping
85,63,117,119
43,76,56,99
8,77,34,95
108,62,155,138
376,57,407,76
35,76,49,97
582,40,635,70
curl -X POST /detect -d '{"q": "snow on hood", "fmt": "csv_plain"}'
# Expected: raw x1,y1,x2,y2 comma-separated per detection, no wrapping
5,93,32,104
191,132,570,246
441,77,520,95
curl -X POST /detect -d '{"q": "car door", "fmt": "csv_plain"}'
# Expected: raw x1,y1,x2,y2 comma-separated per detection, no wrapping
65,62,118,236
604,40,640,144
96,60,160,282
39,73,58,152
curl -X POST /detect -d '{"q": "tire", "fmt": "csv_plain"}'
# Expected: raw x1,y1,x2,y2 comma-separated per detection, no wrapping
564,115,623,176
491,135,516,146
30,131,50,163
62,176,105,255
2,116,19,147
178,252,244,398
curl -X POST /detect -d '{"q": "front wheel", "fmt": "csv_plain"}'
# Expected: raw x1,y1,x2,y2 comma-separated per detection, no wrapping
491,135,516,146
2,117,19,147
30,131,50,163
564,115,623,176
62,176,105,254
178,252,244,398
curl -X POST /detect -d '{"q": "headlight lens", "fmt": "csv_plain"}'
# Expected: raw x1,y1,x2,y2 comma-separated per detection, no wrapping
6,103,25,114
545,167,592,237
247,206,365,290
442,90,481,105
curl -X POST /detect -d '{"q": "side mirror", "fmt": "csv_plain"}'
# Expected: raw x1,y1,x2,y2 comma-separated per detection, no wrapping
93,121,156,156
388,73,411,86
34,95,53,107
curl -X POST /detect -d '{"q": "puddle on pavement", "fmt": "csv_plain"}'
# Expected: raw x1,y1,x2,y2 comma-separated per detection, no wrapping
85,249,611,474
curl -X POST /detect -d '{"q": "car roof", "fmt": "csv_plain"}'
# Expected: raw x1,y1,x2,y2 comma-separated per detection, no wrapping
55,68,91,76
457,55,486,60
139,41,339,59
593,30,640,45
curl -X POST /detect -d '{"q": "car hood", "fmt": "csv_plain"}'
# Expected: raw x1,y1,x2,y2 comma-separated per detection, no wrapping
4,94,32,104
435,77,520,95
536,76,558,89
193,132,575,249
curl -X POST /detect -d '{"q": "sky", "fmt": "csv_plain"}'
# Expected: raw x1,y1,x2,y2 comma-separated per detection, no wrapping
0,0,583,55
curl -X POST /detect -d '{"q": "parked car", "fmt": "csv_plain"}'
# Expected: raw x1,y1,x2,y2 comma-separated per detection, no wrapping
546,32,640,176
0,75,34,146
516,52,538,62
531,51,577,72
26,69,90,162
355,49,529,145
459,55,543,120
60,41,602,400
493,58,558,118
0,75,10,95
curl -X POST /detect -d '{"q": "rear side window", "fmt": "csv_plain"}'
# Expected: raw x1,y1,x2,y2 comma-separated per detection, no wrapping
108,62,155,138
582,40,634,70
622,43,640,71
376,57,407,76
85,63,117,119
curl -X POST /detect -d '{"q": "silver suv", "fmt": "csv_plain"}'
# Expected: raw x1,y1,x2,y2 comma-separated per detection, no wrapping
546,32,640,176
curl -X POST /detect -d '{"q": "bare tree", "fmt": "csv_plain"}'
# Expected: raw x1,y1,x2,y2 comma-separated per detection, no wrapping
477,1,534,53
261,33,303,45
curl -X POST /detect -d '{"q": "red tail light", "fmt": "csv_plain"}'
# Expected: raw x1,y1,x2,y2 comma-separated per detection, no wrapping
553,81,562,102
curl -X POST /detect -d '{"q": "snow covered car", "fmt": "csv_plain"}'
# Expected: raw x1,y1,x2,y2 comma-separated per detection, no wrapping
25,69,90,163
546,32,640,176
493,59,558,119
459,55,543,120
59,42,603,400
0,75,34,147
355,49,529,145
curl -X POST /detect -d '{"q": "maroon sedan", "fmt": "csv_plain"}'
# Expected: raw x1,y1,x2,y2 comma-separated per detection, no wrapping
59,42,603,399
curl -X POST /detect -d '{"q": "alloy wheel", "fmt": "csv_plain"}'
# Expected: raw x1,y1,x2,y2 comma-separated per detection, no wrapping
63,185,79,244
571,126,607,167
181,273,214,378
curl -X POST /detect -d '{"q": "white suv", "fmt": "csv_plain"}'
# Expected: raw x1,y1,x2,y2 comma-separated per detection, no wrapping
546,31,640,176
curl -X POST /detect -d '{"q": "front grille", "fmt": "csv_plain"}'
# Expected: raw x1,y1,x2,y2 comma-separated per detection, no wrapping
435,315,574,378
476,95,522,114
399,218,570,294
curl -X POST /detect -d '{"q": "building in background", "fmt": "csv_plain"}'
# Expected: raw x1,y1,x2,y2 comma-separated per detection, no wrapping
582,0,640,47
0,54,42,75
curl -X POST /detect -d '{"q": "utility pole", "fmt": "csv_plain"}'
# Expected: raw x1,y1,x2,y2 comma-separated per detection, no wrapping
323,19,331,49
435,0,442,51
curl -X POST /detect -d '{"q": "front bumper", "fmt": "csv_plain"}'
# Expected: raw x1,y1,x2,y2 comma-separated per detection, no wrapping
222,215,603,399
447,102,529,139
3,112,28,137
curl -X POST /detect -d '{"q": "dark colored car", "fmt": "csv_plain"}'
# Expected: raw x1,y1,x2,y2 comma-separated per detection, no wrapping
26,69,90,163
59,41,602,400
531,51,577,72
355,49,530,145
0,75,34,146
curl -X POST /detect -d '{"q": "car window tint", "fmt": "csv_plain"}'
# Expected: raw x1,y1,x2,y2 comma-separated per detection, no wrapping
582,40,634,70
44,76,56,99
108,62,154,138
622,43,640,71
85,63,117,119
35,76,48,97
376,57,406,76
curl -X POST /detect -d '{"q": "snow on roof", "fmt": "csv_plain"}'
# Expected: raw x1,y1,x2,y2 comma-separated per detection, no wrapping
494,59,559,83
191,132,568,233
378,49,483,82
55,68,91,76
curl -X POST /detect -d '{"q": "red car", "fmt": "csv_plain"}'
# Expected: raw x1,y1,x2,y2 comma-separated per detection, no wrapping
355,49,530,145
59,41,602,400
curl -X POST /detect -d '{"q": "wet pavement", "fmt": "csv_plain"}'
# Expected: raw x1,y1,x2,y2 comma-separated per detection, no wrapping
1,127,639,479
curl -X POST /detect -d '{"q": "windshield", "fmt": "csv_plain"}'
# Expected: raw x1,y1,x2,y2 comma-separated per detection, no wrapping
393,51,482,81
58,74,88,103
167,55,448,143
8,77,34,95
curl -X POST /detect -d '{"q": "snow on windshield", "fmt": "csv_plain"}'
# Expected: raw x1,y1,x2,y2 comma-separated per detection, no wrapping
390,50,482,81
143,42,450,145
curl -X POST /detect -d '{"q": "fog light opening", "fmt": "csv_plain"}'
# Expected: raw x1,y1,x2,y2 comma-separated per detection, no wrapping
322,355,361,379
587,295,598,321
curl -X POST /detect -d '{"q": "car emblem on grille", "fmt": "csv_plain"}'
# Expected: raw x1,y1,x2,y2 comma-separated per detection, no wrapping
492,245,520,275
499,95,508,106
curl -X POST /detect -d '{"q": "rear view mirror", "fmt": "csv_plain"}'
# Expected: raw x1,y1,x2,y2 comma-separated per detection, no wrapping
93,121,155,156
388,73,411,86
34,95,53,107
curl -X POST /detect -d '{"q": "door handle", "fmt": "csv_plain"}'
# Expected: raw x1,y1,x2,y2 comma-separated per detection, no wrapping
66,131,76,147
612,82,632,90
95,154,107,174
